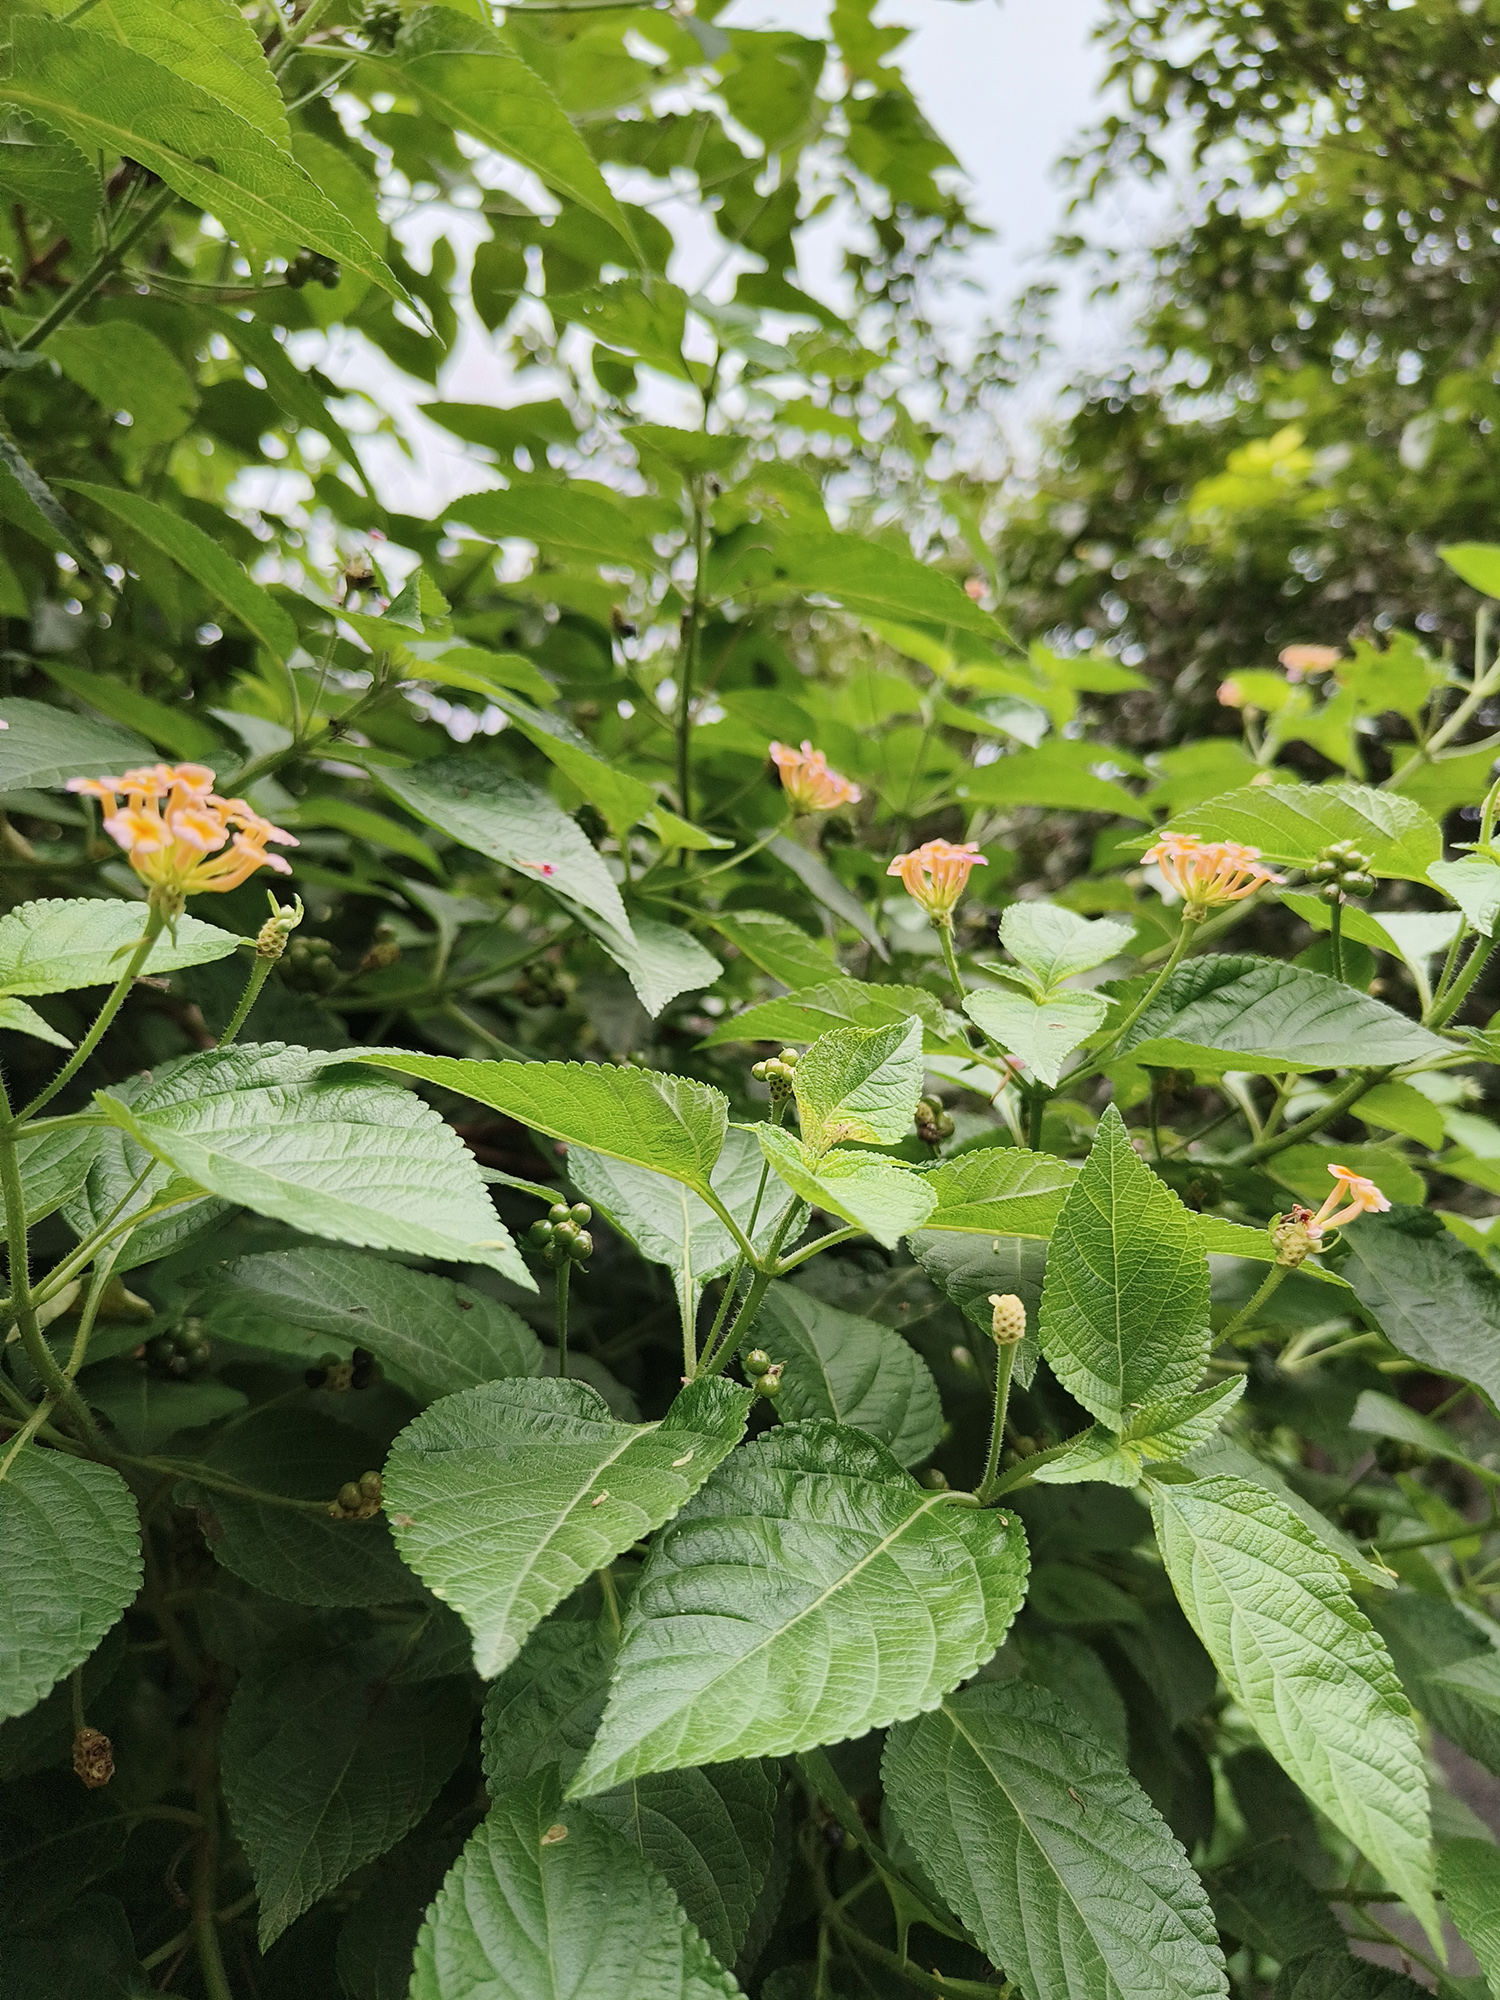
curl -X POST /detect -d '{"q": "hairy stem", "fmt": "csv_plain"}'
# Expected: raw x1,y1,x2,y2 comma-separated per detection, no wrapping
216,955,273,1048
676,478,709,823
554,1260,571,1380
19,906,166,1121
1219,1262,1291,1341
976,1343,1017,1503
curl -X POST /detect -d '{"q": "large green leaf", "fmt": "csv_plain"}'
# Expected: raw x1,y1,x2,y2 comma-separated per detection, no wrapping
1039,1105,1210,1428
381,8,635,244
52,0,290,148
479,690,655,837
1336,1205,1500,1411
5,19,398,288
1115,954,1446,1074
756,1125,936,1248
965,988,1107,1086
570,1422,1029,1794
0,1448,141,1722
37,660,222,762
584,910,722,1019
0,113,98,250
747,530,1001,640
1436,1838,1500,1992
410,1770,739,2000
65,1070,227,1273
883,1682,1227,2000
383,1376,752,1677
1033,1380,1245,1489
0,697,150,791
451,484,654,571
221,1631,472,1947
97,1043,530,1284
481,1617,615,1793
48,324,197,458
909,1232,1047,1385
59,483,299,662
959,739,1150,819
1274,1951,1427,2000
374,753,633,939
701,908,843,989
0,998,69,1048
748,1281,943,1466
1163,781,1442,882
996,903,1136,989
1150,1473,1437,1940
1373,1592,1500,1780
15,1120,103,1225
193,1245,542,1403
1186,1436,1391,1589
792,1017,925,1150
704,979,957,1052
0,897,240,997
353,1051,729,1199
917,1146,1077,1235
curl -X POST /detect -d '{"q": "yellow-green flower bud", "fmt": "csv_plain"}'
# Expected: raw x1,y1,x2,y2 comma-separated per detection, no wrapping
987,1293,1027,1345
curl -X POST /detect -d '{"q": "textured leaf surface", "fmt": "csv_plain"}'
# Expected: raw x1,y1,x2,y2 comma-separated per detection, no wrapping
97,1042,528,1285
1274,1950,1427,2000
705,980,955,1050
1428,856,1500,936
1033,1381,1245,1488
221,1633,472,1947
918,1147,1077,1235
792,1017,925,1148
384,1376,752,1676
62,0,290,146
757,1125,936,1248
749,530,1000,639
748,1281,942,1467
1039,1105,1211,1427
1115,955,1446,1074
0,1450,141,1721
1164,781,1442,882
0,697,150,792
16,1120,102,1225
7,20,396,289
410,1769,739,2000
0,897,239,997
996,903,1136,988
194,1245,542,1403
909,1231,1046,1386
883,1682,1227,2000
1186,1436,1391,1588
571,1422,1029,1794
1337,1205,1500,1410
965,988,1107,1086
586,911,722,1018
357,1051,729,1197
1436,1838,1500,1992
1150,1473,1436,1938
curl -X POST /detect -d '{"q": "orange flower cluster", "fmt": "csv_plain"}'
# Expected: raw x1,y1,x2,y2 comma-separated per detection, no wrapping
1141,831,1283,916
68,763,297,903
887,839,986,919
769,740,861,814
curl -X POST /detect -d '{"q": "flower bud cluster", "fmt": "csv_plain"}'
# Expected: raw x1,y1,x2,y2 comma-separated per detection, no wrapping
987,1293,1027,1346
305,1346,379,1392
1309,841,1376,903
255,893,305,962
528,1203,594,1268
329,1471,383,1521
72,1726,114,1789
914,1097,954,1145
1269,1209,1315,1268
752,1048,800,1103
744,1349,783,1397
286,934,339,993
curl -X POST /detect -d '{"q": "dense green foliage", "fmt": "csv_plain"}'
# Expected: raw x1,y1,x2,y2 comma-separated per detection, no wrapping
1,3,1499,1998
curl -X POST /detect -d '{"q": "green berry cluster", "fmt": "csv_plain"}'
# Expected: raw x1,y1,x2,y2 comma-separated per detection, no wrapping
914,1097,954,1145
528,1202,594,1267
743,1349,783,1397
287,248,341,290
140,1322,211,1380
360,0,403,47
305,1346,379,1391
1309,841,1376,902
751,1048,800,1102
329,1470,383,1521
514,963,571,1009
285,934,339,992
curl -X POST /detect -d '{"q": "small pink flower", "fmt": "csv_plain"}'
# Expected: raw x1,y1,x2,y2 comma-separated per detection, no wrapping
1142,831,1284,915
1307,1163,1390,1243
886,839,986,919
769,740,861,814
1218,679,1246,707
1279,643,1341,682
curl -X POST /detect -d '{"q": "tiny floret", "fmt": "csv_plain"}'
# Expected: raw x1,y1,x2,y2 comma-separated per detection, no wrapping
1279,644,1341,681
887,839,986,919
1141,831,1283,916
769,740,862,813
1306,1163,1390,1243
67,764,297,910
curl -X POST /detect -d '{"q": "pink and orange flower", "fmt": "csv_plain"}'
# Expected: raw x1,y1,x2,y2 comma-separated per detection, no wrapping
1306,1164,1391,1244
1279,643,1341,682
1141,831,1283,915
68,763,297,906
769,740,862,814
886,839,986,919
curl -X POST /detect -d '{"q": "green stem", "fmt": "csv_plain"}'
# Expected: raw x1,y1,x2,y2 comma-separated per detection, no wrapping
1232,1067,1389,1166
554,1260,570,1379
1374,1507,1500,1555
190,1694,234,2000
1386,605,1497,784
1428,920,1470,1023
1025,1084,1047,1152
269,0,340,73
1083,918,1198,1078
1219,1262,1291,1341
676,478,709,822
1328,895,1345,983
216,954,273,1047
1429,932,1497,1029
694,816,793,882
18,907,166,1121
775,1225,861,1273
976,1343,1017,1503
18,184,177,351
937,917,965,1006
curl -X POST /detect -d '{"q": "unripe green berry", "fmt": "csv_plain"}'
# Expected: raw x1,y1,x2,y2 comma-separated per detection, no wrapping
549,1203,572,1225
528,1219,554,1248
744,1349,772,1378
359,1471,382,1499
756,1362,784,1398
338,1481,362,1511
1320,880,1345,904
568,1230,593,1262
569,1202,592,1226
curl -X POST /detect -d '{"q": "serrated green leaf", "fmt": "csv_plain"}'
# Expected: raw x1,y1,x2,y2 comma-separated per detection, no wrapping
1028,1428,1145,1488
917,1146,1078,1235
65,1072,224,1273
1437,1838,1500,1992
793,1016,924,1149
584,910,722,1019
452,483,653,570
1205,1850,1345,1961
1185,1436,1391,1589
0,114,98,251
908,1231,1046,1385
411,1770,740,2000
704,979,956,1051
1039,1105,1210,1428
747,1281,942,1466
6,19,398,290
746,530,1000,639
374,753,634,940
15,1120,102,1225
0,997,69,1048
0,697,150,792
757,1124,936,1248
1150,1472,1437,1942
1275,1949,1428,2000
570,1421,1029,1794
1373,1593,1500,1779
1428,857,1500,937
481,689,656,835
96,1043,529,1285
0,1450,140,1722
997,903,1136,989
1163,781,1442,882
54,0,290,148
481,1617,615,1793
221,1631,472,1947
192,1406,420,1607
193,1245,542,1403
1337,1205,1500,1411
883,1681,1228,2000
701,909,843,989
354,1051,729,1201
1115,954,1446,1074
0,897,240,997
1034,1381,1245,1489
384,1376,752,1677
58,483,299,662
966,988,1107,1087
83,1363,244,1455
